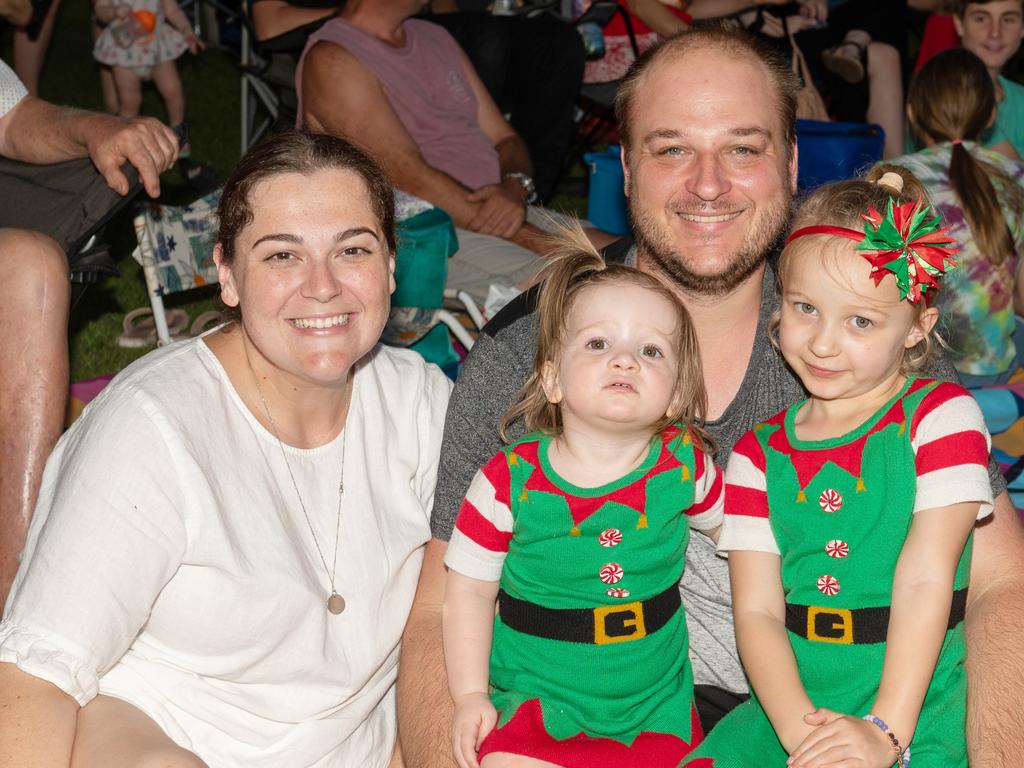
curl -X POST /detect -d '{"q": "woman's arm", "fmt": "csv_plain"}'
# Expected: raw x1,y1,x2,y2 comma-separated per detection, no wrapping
0,663,78,767
443,571,500,768
730,550,817,752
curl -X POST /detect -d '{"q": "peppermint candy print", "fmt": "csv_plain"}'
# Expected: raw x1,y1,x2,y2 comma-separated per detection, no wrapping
817,575,840,596
599,562,624,584
598,528,622,547
825,539,849,558
818,489,843,513
606,587,631,598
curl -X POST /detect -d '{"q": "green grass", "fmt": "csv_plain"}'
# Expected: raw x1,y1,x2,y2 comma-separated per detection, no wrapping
2,2,242,381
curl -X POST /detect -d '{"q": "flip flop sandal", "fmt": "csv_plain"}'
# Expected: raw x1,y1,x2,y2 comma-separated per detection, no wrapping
821,38,868,85
116,307,190,348
189,310,228,336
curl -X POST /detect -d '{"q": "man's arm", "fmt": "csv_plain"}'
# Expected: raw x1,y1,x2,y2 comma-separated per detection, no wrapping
0,98,178,197
397,538,456,768
303,41,541,249
965,490,1024,765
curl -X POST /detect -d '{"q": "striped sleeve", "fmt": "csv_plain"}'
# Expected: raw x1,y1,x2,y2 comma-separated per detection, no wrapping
717,429,780,555
911,384,994,519
686,450,724,531
443,452,514,581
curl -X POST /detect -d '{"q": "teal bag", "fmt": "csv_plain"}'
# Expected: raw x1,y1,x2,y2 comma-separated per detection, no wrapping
391,208,460,369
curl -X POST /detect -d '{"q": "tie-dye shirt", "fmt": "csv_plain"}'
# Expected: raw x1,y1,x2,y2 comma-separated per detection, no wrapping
887,143,1024,376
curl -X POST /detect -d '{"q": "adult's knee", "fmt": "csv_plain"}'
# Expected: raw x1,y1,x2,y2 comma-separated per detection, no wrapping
0,229,70,304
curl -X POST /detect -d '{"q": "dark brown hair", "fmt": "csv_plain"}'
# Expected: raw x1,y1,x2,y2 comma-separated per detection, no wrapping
216,130,396,265
775,166,940,373
614,26,800,161
500,223,711,450
908,48,1023,267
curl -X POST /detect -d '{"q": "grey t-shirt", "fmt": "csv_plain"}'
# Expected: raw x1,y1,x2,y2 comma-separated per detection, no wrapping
430,239,1006,694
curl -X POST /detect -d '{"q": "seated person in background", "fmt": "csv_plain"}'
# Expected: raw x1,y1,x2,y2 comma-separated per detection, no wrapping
0,58,178,608
251,0,584,204
956,0,1024,159
582,0,779,84
297,0,609,305
422,0,584,203
892,48,1024,386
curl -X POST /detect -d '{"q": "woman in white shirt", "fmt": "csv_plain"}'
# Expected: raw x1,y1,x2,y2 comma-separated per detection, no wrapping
0,130,451,767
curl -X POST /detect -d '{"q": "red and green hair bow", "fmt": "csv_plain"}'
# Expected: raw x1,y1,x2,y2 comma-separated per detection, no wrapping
786,197,958,304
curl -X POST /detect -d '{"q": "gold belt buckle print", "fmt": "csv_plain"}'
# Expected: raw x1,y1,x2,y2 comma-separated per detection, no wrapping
806,605,854,644
593,600,647,644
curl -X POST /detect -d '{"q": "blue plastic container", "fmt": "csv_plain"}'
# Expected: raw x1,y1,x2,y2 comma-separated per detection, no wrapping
796,119,885,193
584,145,630,236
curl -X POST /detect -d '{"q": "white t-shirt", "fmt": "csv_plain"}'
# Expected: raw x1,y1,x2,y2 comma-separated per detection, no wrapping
0,336,451,767
0,60,27,119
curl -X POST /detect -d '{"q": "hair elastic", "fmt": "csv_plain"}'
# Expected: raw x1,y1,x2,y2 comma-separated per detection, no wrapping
951,138,964,145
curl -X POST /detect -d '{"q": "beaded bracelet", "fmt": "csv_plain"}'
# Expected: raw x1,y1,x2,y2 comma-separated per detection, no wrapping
862,715,911,768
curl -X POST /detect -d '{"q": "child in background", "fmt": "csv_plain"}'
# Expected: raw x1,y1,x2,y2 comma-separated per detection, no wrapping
93,0,217,190
442,226,723,768
682,168,995,768
895,47,1024,385
955,0,1024,160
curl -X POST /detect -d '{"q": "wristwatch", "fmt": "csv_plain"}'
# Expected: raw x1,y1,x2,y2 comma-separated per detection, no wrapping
504,172,539,205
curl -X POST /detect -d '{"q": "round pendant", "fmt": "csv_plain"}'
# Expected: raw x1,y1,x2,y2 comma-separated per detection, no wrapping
327,592,346,615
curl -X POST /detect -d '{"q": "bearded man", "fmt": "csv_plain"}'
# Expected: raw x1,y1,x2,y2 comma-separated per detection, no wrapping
395,27,1024,768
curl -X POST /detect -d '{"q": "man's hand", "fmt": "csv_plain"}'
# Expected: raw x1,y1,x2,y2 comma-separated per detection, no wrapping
451,692,497,768
84,116,179,198
787,709,895,768
465,179,527,239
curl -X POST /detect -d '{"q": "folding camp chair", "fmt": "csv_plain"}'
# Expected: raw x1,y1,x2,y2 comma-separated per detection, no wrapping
132,191,483,364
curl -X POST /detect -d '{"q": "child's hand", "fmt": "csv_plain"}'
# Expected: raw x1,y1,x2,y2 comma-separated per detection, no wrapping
451,691,497,768
786,708,897,768
183,29,204,55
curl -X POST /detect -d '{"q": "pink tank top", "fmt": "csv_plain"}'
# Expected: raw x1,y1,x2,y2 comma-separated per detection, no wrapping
296,18,501,191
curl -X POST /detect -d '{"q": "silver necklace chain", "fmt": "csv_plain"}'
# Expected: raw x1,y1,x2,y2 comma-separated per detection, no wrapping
251,371,346,610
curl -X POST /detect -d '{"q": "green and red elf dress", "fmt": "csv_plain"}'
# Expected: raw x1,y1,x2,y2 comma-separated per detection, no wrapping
680,378,994,768
444,424,724,767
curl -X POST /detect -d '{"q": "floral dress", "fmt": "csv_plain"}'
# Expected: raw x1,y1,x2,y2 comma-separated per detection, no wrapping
94,0,187,74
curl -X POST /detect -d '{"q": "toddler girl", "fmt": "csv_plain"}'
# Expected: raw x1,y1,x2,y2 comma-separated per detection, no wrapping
93,0,215,189
442,226,723,768
683,169,994,768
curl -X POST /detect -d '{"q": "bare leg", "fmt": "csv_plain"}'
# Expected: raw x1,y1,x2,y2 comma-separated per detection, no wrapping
12,0,61,96
481,754,563,768
71,695,208,768
111,66,143,119
93,21,119,115
866,41,905,158
151,60,186,127
0,229,69,606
